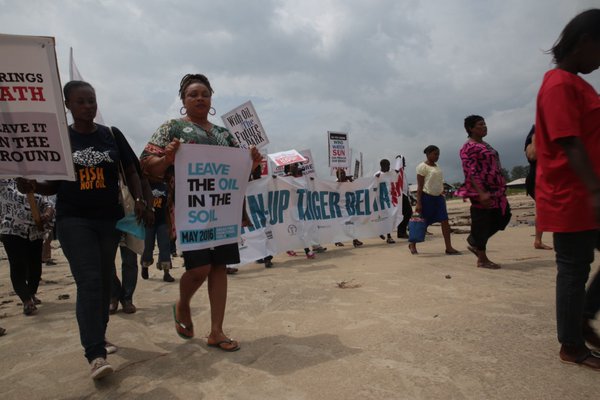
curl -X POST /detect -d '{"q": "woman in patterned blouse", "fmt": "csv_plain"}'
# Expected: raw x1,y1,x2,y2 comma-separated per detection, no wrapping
456,115,511,269
141,74,260,351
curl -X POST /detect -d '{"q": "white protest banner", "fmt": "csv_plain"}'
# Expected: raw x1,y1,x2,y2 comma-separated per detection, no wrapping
221,100,268,149
267,149,307,168
328,131,349,168
174,144,252,251
0,34,74,180
236,173,403,264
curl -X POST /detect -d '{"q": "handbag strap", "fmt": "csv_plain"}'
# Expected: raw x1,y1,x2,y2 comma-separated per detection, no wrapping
107,126,128,188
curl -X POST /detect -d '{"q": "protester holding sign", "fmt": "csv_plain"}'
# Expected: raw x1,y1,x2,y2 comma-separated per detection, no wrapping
140,74,260,351
409,145,459,256
17,80,150,380
0,179,54,315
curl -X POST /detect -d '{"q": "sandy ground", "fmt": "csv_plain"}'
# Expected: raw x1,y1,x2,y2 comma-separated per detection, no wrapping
0,194,599,400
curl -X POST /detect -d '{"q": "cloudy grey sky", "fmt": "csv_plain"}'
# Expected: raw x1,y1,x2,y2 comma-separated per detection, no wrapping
2,0,599,183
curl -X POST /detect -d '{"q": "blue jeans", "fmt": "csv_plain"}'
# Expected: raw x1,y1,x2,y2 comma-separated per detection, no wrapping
142,222,171,264
112,245,138,302
554,230,600,346
57,217,120,362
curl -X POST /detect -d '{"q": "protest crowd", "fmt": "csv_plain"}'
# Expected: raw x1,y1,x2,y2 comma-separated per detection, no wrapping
1,9,600,385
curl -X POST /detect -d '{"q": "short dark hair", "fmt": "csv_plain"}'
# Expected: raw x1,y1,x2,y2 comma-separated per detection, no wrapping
550,9,600,64
423,145,439,155
379,159,390,168
464,115,484,136
63,80,94,101
179,74,213,100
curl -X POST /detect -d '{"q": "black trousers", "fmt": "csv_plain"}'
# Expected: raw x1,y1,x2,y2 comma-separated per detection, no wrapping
1,234,43,303
397,194,413,236
467,205,511,251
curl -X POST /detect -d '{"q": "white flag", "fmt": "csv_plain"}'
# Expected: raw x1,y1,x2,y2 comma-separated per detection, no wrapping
69,47,104,124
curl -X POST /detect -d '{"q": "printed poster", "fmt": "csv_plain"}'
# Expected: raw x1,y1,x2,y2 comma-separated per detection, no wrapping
221,100,269,149
0,34,74,180
174,144,253,251
328,131,349,168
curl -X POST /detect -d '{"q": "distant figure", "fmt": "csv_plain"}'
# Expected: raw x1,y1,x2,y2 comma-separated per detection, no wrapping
375,159,396,244
535,9,600,370
334,168,363,248
409,145,459,255
456,115,511,269
524,125,552,250
395,155,413,239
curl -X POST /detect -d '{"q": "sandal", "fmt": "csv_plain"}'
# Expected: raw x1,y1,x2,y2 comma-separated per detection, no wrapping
335,242,345,247
23,301,37,316
386,237,396,244
445,249,460,255
477,261,501,270
172,303,194,339
207,338,240,352
286,250,298,257
353,239,363,247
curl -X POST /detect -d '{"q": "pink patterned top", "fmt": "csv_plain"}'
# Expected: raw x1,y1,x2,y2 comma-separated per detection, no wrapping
455,140,508,212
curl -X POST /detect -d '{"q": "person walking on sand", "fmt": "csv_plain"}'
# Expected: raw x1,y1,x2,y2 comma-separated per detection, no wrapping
334,168,363,248
140,179,175,282
456,115,511,269
524,125,552,250
17,81,152,380
535,9,600,370
0,179,54,315
408,146,459,256
140,74,261,351
375,159,396,244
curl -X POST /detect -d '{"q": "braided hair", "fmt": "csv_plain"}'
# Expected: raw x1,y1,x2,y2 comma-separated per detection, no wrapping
178,74,213,100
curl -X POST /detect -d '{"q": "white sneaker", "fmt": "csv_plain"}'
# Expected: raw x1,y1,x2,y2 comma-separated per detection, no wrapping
90,357,114,380
104,340,118,354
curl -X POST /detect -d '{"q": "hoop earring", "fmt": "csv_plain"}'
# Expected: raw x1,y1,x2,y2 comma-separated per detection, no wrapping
179,106,187,116
209,107,216,116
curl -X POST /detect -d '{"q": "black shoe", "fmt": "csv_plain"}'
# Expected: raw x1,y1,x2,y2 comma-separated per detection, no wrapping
379,235,386,240
163,271,175,282
265,259,273,268
397,233,409,239
109,298,119,314
141,267,149,280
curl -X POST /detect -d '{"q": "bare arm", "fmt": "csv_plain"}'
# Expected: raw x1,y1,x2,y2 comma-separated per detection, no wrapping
525,135,536,161
140,138,180,180
415,174,425,214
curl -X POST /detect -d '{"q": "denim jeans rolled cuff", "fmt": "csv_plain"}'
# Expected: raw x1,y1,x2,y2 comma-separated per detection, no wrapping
553,230,597,346
142,223,172,264
57,216,120,362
